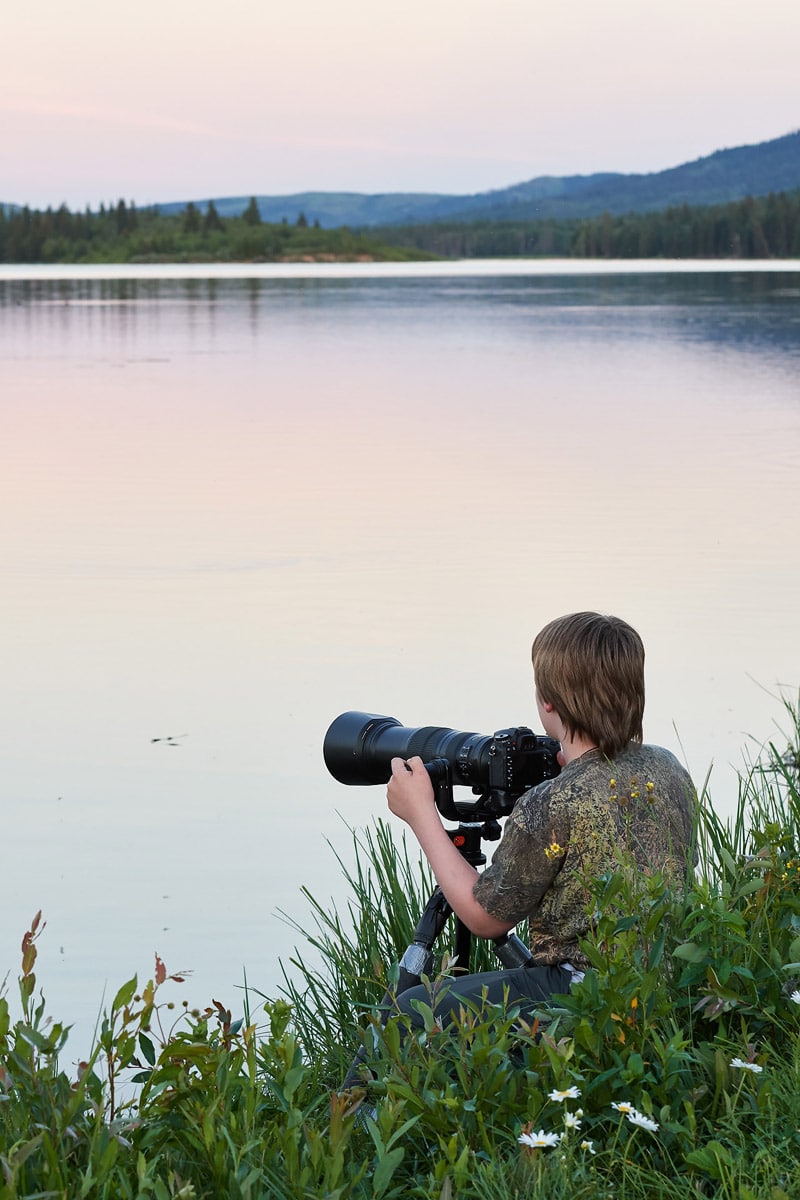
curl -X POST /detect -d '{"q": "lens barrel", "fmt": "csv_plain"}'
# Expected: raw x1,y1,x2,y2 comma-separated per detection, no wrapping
323,711,490,786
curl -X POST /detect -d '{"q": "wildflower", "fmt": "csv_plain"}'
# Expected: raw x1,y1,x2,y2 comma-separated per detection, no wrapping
730,1057,763,1073
544,840,565,861
519,1129,561,1148
564,1110,583,1130
789,989,800,1005
625,1110,659,1132
611,1101,636,1115
580,1139,597,1155
548,1085,581,1102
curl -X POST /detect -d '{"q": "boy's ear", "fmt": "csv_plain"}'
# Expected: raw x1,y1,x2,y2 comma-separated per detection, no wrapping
542,700,555,713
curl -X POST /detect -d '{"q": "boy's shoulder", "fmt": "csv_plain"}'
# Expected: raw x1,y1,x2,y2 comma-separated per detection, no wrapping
512,742,694,825
559,742,691,787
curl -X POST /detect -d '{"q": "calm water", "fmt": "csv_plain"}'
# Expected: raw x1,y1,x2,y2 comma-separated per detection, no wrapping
2,261,799,1055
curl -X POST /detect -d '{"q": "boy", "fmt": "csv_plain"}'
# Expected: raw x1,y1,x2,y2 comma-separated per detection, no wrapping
385,611,697,1023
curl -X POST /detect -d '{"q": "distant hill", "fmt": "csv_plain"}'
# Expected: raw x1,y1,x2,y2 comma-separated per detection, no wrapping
154,129,800,229
156,191,463,228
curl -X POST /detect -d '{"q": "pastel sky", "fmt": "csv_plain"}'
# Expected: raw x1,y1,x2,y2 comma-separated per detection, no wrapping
4,0,798,210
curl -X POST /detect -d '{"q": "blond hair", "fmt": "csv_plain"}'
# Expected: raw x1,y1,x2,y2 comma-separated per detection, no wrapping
531,612,644,759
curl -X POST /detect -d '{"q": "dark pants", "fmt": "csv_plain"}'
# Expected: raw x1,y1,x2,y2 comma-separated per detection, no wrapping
342,964,571,1091
393,963,572,1027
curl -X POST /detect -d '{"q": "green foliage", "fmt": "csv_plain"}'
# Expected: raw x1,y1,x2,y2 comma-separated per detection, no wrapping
2,695,800,1197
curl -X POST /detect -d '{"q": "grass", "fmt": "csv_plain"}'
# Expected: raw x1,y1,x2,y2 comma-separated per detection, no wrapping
2,695,800,1198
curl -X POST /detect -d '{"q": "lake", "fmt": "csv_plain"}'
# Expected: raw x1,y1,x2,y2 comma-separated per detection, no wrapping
2,260,799,1057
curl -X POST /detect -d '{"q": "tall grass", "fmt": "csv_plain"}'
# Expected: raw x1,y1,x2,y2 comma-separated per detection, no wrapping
2,697,800,1198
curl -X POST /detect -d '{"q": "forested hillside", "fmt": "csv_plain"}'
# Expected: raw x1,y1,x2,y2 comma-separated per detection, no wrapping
378,190,800,259
436,129,800,223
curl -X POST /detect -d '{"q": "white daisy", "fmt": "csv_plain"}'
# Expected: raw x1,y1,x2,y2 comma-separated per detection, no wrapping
580,1139,597,1155
519,1129,561,1148
564,1111,583,1130
625,1109,659,1132
611,1100,636,1115
730,1057,763,1073
548,1086,581,1102
789,989,800,1005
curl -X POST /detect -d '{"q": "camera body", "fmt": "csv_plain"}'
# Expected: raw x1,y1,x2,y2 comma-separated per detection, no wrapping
323,711,561,821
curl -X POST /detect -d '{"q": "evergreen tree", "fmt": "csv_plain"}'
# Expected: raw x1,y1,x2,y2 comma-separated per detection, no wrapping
242,197,262,225
115,199,130,235
203,201,224,233
182,202,201,234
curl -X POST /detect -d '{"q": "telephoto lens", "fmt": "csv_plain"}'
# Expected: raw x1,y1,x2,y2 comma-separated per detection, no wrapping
323,711,560,817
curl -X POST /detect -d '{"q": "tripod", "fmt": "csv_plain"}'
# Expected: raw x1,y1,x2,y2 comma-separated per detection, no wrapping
341,801,532,1091
395,816,534,992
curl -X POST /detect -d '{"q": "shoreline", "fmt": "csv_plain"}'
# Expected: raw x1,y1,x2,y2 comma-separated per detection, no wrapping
2,257,800,283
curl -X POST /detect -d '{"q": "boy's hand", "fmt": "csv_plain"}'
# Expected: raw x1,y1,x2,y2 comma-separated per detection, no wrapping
386,755,514,940
387,755,436,829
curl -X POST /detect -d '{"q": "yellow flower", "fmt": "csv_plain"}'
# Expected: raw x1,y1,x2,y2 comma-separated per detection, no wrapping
544,840,565,861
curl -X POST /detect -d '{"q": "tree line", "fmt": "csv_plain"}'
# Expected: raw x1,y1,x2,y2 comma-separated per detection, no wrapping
0,199,422,264
375,189,800,259
1,189,799,263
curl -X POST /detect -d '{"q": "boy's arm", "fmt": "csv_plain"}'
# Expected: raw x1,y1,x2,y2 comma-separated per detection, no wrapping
387,756,516,940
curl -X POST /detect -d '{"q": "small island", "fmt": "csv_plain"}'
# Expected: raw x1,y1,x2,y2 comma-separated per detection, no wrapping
0,199,432,265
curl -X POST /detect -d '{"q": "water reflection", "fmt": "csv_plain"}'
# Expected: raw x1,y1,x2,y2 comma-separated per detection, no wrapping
4,268,799,366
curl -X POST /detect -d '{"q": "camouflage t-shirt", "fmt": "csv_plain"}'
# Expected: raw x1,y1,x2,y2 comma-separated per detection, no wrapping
472,743,697,970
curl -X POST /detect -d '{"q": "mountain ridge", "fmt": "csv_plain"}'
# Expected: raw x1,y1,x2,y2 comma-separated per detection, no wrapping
153,129,800,228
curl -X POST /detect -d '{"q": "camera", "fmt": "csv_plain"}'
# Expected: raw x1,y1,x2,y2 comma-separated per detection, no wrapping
323,711,561,821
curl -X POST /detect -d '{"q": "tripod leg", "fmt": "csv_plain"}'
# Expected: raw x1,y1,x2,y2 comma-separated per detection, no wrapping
341,885,454,1093
410,887,452,956
453,919,472,972
394,886,453,994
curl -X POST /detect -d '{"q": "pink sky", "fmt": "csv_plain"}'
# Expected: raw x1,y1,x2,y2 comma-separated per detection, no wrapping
3,0,798,210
